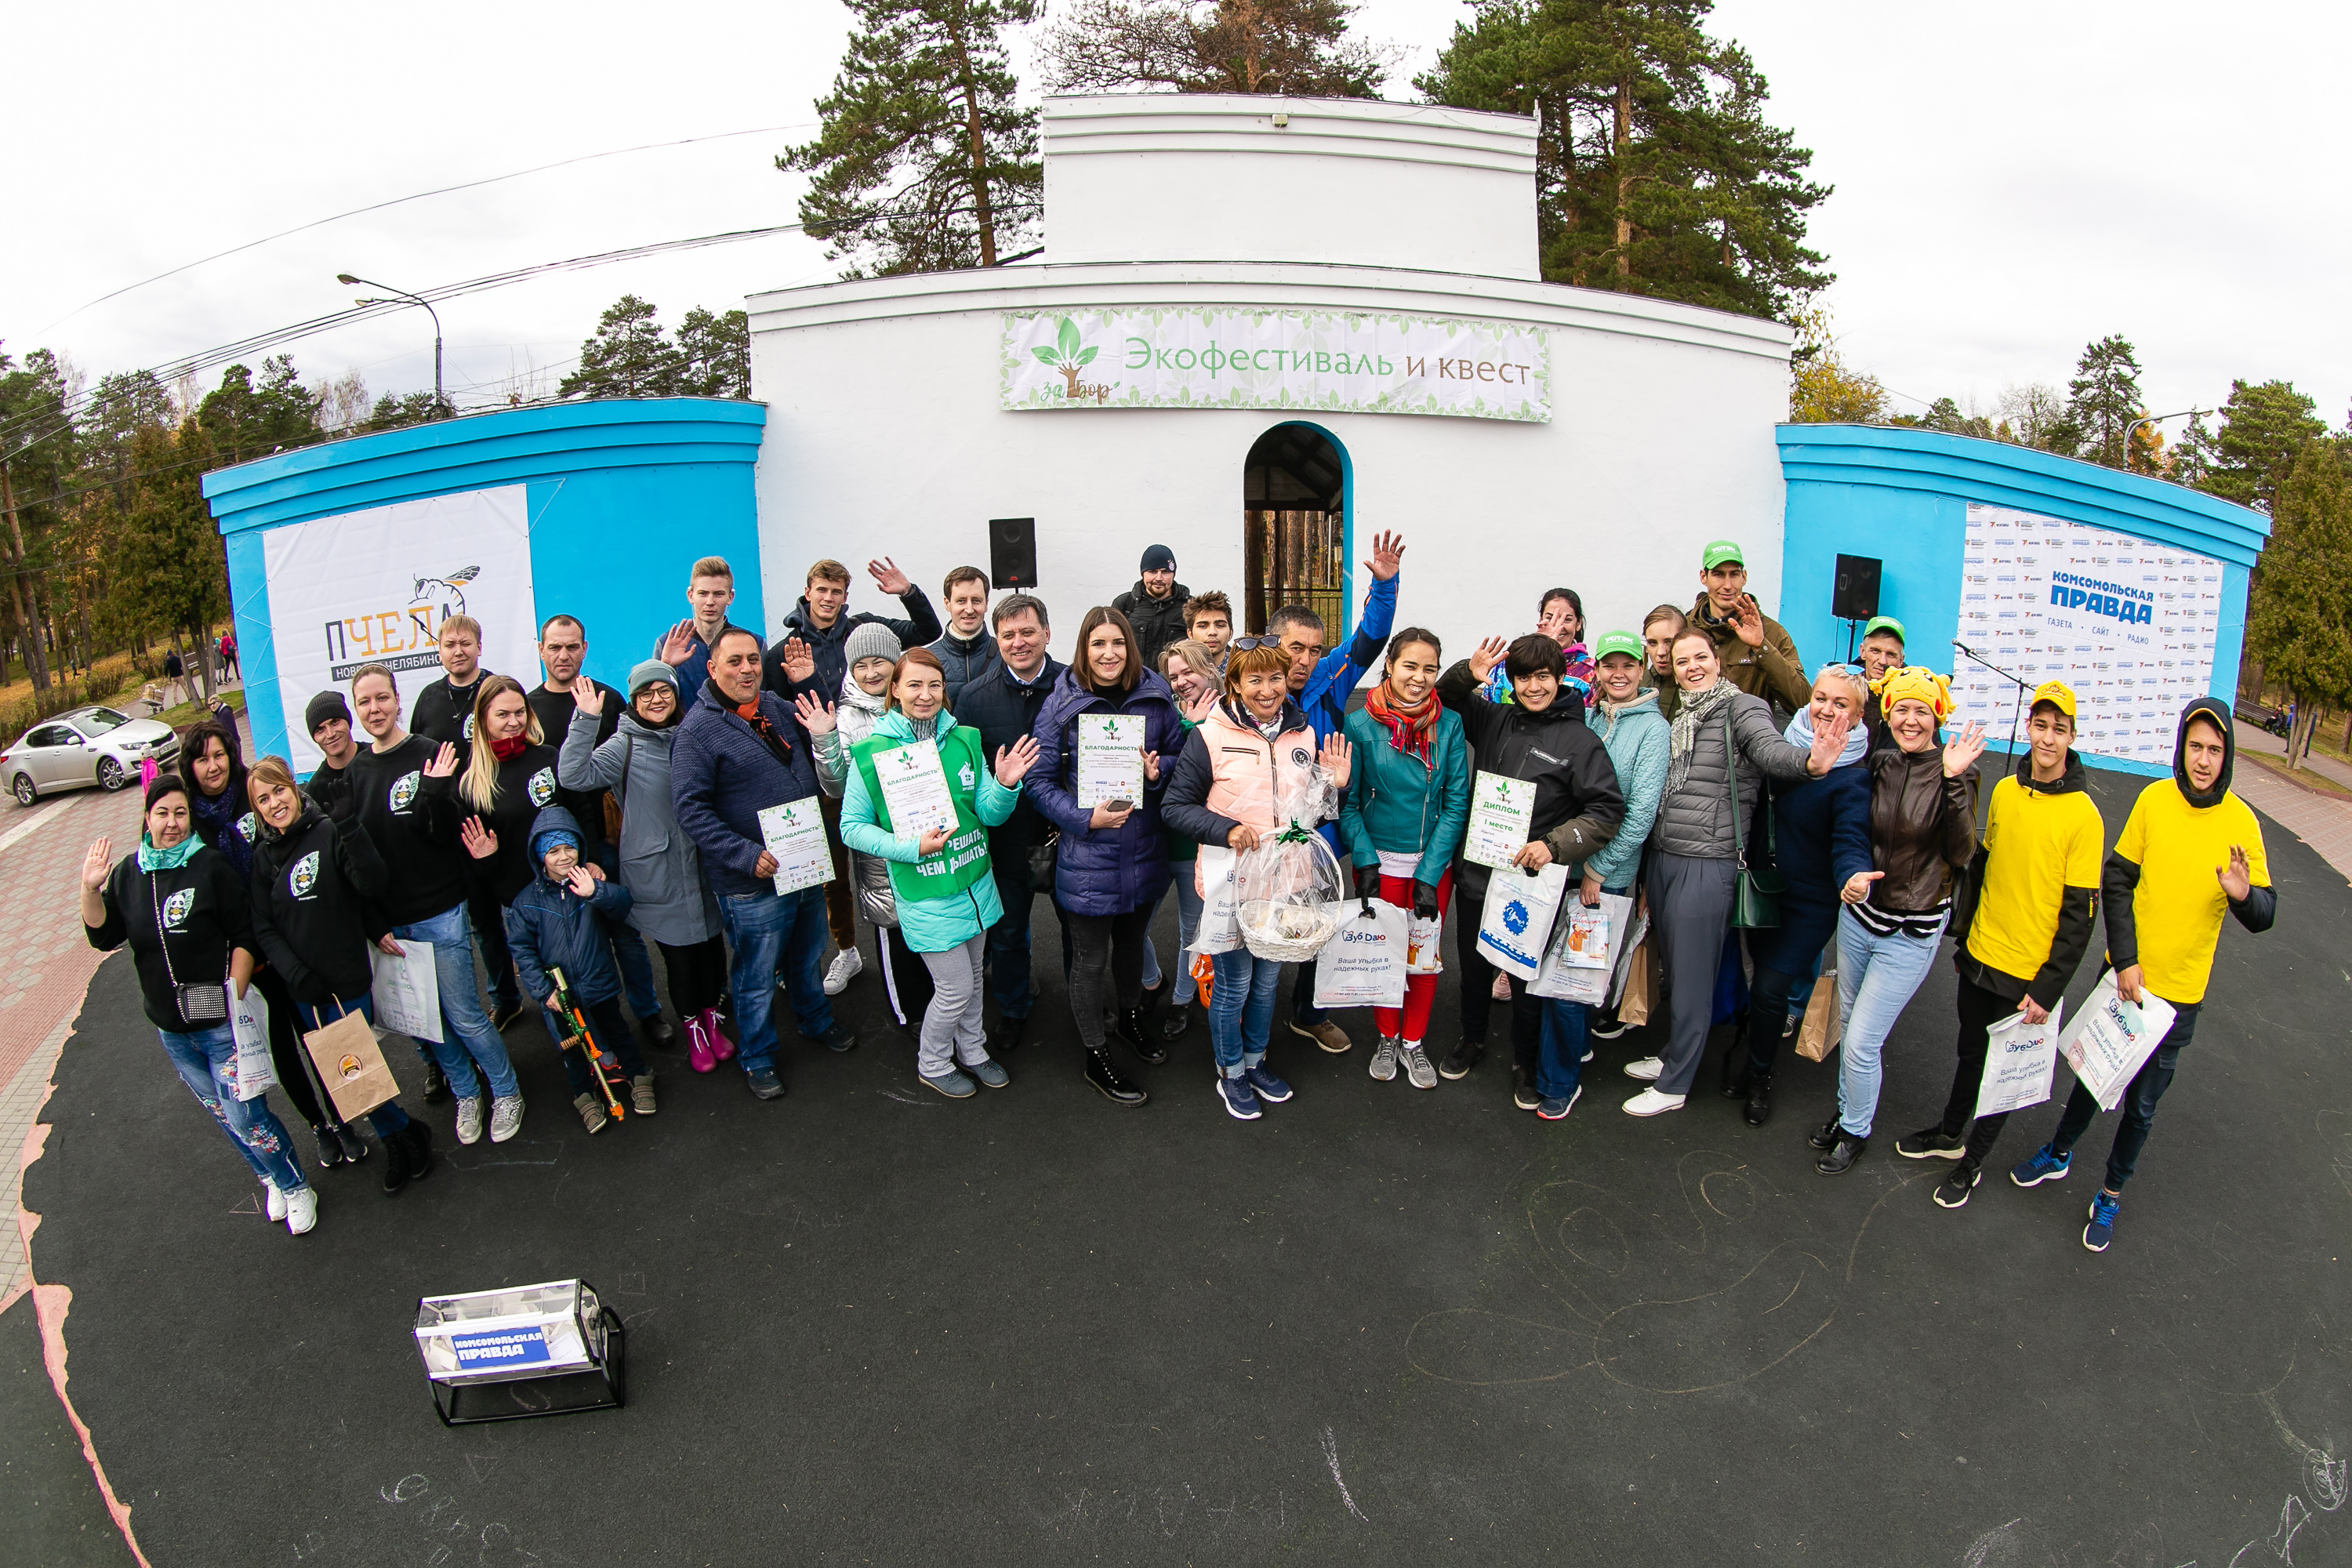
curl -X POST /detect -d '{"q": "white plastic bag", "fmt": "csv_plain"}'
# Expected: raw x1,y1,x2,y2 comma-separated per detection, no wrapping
2057,972,2176,1110
1189,846,1244,956
1312,898,1409,1008
1475,863,1571,980
229,983,274,1101
1531,890,1632,1003
1973,1002,2062,1120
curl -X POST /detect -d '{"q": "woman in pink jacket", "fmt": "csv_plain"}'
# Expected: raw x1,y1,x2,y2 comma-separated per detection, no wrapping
1160,641,1352,1121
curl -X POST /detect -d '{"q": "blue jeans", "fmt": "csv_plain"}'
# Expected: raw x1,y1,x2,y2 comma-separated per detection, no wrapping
289,994,414,1138
985,861,1036,1021
2046,986,2197,1191
721,885,835,1073
1139,885,1166,991
604,912,660,1020
1537,999,1588,1100
1170,869,1204,1004
391,903,520,1101
158,1022,307,1192
1832,907,1947,1138
1208,949,1283,1076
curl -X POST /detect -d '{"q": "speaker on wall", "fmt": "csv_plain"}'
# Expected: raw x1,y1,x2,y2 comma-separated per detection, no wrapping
989,517,1036,590
1832,554,1882,622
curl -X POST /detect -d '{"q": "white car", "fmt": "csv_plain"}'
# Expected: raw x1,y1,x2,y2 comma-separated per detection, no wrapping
2,706,183,805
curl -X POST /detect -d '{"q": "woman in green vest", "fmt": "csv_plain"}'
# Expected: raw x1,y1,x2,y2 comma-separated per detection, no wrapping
826,647,1040,1097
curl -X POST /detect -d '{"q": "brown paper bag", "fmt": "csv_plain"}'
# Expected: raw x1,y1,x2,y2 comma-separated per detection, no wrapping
1616,938,1653,1026
1795,966,1841,1062
303,1004,401,1121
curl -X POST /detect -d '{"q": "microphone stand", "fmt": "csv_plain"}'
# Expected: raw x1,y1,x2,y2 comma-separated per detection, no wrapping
1952,639,2031,831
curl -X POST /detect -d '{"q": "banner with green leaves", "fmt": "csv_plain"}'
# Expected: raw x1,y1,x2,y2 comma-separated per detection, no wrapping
1001,308,1548,422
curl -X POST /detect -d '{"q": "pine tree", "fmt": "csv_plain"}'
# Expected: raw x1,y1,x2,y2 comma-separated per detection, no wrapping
558,296,687,399
118,419,230,701
2178,379,2326,513
2062,334,2144,470
675,308,752,399
197,355,325,467
781,0,1041,278
1040,0,1392,96
2245,441,2352,770
0,348,76,691
1417,0,1830,318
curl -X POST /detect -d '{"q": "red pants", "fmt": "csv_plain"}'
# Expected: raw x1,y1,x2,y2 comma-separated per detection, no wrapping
1373,868,1452,1044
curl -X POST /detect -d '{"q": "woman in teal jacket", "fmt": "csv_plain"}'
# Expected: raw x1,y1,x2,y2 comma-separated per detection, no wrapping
1570,632,1672,1053
823,648,1040,1098
1339,628,1471,1088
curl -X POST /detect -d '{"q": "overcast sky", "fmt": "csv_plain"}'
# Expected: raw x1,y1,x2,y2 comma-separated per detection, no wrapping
5,0,2343,443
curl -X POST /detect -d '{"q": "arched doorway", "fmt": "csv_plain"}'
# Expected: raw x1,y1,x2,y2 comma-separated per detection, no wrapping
1243,423,1349,636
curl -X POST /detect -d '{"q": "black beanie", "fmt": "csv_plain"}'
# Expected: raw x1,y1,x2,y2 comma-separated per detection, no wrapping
305,690,351,735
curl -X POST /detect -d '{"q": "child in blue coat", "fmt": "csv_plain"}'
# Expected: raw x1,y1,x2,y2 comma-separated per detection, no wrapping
505,807,655,1134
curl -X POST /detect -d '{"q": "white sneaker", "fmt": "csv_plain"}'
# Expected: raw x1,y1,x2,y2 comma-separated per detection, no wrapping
263,1178,287,1221
823,947,863,996
489,1094,524,1143
456,1095,485,1145
1623,1055,1664,1082
284,1185,319,1236
1622,1087,1687,1117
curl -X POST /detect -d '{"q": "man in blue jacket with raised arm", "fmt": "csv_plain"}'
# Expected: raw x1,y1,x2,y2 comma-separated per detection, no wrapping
1266,528,1404,1055
672,627,852,1100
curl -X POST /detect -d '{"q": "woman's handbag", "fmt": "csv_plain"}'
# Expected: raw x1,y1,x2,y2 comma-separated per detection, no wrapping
1726,713,1784,929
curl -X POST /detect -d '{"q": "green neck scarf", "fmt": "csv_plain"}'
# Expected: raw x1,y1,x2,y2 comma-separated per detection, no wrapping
137,830,205,873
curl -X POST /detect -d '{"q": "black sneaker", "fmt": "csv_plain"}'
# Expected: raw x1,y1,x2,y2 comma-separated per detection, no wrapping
746,1066,786,1100
804,1023,858,1054
314,1125,348,1169
420,1058,450,1104
1512,1065,1540,1111
1588,1015,1631,1041
334,1125,371,1164
490,1000,525,1033
987,1014,1028,1055
1439,1041,1483,1081
1932,1163,1984,1209
641,1014,676,1050
1895,1126,1967,1160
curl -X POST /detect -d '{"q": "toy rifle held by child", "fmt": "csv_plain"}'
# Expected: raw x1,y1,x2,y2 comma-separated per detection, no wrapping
546,965,624,1122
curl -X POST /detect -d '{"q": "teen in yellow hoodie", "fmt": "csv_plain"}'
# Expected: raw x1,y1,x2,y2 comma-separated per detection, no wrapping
2005,698,2274,1251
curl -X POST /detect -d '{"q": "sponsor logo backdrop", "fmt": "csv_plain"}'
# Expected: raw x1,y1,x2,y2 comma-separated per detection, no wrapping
261,485,538,771
1955,503,2224,768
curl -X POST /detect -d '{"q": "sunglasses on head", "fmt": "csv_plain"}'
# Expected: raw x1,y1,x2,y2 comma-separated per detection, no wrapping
1230,635,1280,652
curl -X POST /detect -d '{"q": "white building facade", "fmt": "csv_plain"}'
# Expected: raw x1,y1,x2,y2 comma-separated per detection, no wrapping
747,93,1793,655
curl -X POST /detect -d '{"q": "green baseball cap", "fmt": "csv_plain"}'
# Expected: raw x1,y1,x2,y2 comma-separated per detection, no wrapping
1862,615,1906,643
1593,630,1645,662
1701,539,1745,571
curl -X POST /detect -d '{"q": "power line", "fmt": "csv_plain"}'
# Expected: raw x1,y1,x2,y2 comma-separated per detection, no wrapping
29,123,818,336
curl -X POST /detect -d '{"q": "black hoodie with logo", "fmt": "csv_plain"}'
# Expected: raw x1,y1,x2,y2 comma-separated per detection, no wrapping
469,742,564,906
1436,659,1625,909
249,806,393,1006
88,847,256,1032
351,738,470,925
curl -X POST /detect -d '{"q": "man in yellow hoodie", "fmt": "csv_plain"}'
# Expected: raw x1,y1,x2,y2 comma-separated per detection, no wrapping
1905,681,2103,1209
2006,697,2273,1251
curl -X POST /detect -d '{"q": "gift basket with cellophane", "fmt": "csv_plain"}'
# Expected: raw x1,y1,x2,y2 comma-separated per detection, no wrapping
1235,766,1345,962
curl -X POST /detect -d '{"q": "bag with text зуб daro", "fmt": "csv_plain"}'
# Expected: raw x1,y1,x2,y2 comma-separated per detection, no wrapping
1312,897,1409,1008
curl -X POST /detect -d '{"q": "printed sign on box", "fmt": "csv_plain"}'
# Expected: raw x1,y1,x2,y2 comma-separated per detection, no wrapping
449,1327,553,1370
1954,503,2224,768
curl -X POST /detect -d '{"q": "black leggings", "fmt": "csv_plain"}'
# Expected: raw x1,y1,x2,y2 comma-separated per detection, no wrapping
1456,886,1543,1068
254,964,330,1130
656,937,728,1017
1065,906,1152,1051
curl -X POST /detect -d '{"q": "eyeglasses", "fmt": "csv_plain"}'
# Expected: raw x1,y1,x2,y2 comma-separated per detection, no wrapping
1230,636,1277,652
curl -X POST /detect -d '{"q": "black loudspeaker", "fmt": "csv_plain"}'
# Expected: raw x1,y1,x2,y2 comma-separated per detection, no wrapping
989,517,1036,590
1832,554,1882,621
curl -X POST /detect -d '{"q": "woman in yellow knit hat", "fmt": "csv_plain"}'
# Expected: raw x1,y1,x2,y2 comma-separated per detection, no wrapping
1809,666,1987,1174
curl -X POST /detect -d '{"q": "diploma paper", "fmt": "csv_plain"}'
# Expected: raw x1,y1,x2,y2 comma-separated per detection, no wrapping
759,798,835,895
873,741,958,838
1076,715,1147,808
369,939,445,1044
1465,772,1536,869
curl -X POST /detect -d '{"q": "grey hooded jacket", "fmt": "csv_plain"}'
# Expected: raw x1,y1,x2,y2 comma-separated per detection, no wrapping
557,706,722,946
1650,691,1814,859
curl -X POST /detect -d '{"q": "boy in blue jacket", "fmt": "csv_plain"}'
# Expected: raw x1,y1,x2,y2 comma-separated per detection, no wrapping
506,807,655,1134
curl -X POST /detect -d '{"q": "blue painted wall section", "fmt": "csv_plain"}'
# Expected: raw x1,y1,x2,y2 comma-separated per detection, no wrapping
205,398,767,766
1777,424,2270,777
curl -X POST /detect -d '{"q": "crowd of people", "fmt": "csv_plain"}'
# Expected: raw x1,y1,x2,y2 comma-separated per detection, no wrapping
83,535,2273,1258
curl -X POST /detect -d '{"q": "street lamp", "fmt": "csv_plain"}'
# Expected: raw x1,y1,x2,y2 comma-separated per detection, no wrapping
2122,407,2205,474
337,273,446,416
